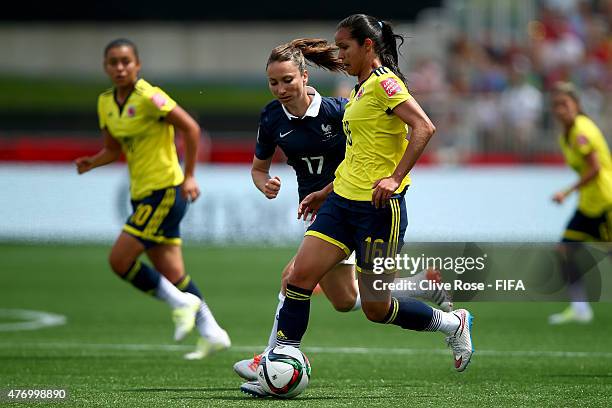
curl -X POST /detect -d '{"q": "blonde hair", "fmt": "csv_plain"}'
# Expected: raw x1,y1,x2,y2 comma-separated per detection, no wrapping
552,81,582,109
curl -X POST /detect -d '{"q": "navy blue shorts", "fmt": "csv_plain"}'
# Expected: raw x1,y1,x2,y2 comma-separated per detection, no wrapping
562,208,612,242
305,191,408,272
123,185,187,248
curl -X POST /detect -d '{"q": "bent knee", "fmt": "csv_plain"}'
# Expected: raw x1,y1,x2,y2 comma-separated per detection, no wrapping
289,263,316,289
362,303,390,323
108,252,134,276
330,297,356,313
280,265,294,291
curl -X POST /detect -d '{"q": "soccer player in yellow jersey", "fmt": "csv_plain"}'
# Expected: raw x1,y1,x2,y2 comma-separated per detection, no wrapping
75,39,230,359
242,16,474,397
548,82,612,324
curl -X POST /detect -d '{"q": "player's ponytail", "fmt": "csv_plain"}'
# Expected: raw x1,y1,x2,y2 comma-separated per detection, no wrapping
267,38,344,74
379,22,406,84
290,38,345,72
337,14,407,84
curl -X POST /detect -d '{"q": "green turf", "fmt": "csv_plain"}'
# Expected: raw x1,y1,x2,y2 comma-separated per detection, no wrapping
1,244,611,407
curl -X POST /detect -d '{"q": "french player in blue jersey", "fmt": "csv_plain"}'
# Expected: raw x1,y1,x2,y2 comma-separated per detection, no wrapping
233,38,361,381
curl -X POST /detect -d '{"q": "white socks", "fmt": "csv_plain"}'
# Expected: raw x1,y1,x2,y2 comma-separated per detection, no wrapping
156,276,196,308
439,310,460,335
196,300,224,339
156,275,225,340
351,293,362,311
571,301,593,316
266,292,286,351
426,308,460,335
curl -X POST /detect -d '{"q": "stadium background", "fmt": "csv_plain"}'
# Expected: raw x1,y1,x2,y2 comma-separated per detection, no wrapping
2,0,611,243
1,0,612,406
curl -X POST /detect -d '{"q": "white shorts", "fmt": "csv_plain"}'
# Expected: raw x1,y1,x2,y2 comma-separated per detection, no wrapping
302,217,355,265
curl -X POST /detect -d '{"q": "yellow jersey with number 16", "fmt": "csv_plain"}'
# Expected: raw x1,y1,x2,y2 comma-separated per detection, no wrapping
334,67,412,201
98,78,184,200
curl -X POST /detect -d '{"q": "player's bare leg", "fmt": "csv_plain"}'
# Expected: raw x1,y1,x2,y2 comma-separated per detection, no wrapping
146,243,185,282
289,236,347,289
108,232,146,275
319,263,359,312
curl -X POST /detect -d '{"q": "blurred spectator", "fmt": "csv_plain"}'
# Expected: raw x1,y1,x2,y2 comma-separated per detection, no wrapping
500,68,543,156
404,0,611,161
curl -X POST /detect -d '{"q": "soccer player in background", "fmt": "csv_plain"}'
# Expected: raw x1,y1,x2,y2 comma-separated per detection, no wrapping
241,15,472,398
549,82,612,324
74,39,230,359
237,38,453,388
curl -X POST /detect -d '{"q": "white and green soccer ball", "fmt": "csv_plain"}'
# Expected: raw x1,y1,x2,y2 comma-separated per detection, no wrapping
257,345,311,398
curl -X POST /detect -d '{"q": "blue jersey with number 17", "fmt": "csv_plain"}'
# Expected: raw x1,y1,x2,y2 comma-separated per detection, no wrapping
255,87,347,202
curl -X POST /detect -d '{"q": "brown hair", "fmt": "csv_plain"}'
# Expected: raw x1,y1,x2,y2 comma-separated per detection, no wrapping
267,38,345,73
337,14,406,83
104,38,139,61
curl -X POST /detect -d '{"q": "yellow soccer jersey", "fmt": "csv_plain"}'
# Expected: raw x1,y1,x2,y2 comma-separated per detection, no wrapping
334,67,412,201
98,78,184,200
559,114,612,216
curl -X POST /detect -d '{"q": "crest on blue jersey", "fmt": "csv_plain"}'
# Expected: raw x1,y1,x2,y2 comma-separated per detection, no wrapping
321,124,334,140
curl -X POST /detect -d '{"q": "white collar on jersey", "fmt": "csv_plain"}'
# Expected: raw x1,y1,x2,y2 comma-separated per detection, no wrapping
281,86,322,120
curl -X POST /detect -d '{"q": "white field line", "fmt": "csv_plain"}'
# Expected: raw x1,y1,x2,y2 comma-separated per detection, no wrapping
0,309,66,332
0,341,611,359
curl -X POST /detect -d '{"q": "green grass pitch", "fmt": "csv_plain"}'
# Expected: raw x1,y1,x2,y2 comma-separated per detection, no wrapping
1,244,611,407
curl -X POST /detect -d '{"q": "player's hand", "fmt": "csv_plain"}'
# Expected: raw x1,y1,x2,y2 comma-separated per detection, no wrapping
181,175,201,202
372,177,400,208
74,156,94,174
298,191,326,221
552,190,568,205
263,176,281,199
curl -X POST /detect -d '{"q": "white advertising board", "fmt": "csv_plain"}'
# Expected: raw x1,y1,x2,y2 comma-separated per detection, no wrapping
0,164,576,244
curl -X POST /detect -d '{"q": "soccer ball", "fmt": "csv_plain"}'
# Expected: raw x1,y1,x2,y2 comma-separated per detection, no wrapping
257,345,311,398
